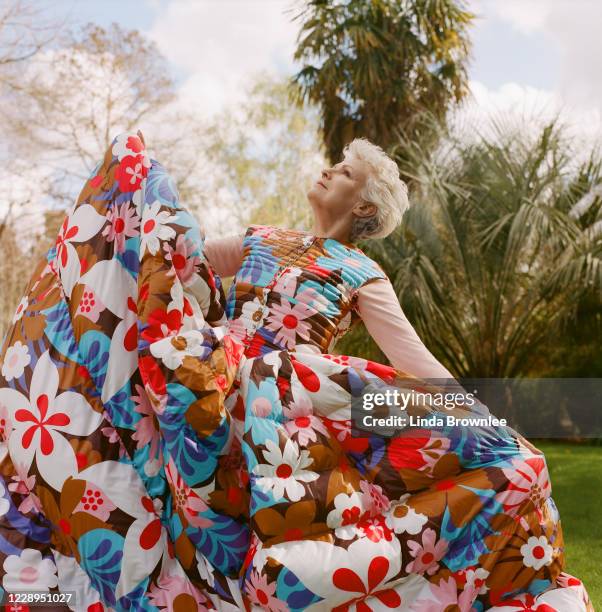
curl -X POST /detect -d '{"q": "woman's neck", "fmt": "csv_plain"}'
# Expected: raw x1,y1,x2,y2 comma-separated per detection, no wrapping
310,218,352,244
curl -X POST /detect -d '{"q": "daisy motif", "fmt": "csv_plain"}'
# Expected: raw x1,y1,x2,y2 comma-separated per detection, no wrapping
164,234,201,285
244,569,288,612
1,341,31,381
283,400,328,446
264,297,312,349
252,438,318,502
131,384,161,463
149,330,212,370
140,201,176,257
102,201,140,254
386,494,428,535
3,548,58,591
520,535,553,570
405,528,448,575
241,297,266,333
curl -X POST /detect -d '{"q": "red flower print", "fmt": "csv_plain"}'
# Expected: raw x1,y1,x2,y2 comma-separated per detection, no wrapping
115,154,147,193
387,430,431,470
142,308,182,343
331,556,401,611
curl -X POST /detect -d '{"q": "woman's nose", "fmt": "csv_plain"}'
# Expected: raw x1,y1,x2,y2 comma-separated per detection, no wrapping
321,168,331,179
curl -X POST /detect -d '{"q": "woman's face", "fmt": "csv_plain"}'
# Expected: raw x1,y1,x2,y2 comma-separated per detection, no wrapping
307,156,377,221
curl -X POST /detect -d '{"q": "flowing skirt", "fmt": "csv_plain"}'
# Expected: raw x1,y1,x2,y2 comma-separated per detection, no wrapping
0,132,593,611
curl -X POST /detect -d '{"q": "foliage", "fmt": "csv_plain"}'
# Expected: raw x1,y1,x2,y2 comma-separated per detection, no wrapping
339,117,602,378
290,0,474,164
205,71,325,234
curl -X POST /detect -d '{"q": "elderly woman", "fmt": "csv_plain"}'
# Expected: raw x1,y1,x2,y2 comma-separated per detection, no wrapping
0,132,591,611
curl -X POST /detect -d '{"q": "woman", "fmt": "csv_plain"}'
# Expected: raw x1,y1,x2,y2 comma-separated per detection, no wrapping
0,131,592,611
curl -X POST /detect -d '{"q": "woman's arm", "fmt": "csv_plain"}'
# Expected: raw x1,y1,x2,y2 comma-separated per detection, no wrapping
355,278,455,381
203,233,245,277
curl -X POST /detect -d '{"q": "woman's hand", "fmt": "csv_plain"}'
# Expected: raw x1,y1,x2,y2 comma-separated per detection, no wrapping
137,130,146,147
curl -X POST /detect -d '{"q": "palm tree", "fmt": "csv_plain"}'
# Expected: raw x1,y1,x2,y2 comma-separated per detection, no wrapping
289,0,474,164
339,117,602,381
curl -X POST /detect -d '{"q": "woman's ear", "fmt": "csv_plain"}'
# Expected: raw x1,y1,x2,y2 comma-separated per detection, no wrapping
354,201,378,218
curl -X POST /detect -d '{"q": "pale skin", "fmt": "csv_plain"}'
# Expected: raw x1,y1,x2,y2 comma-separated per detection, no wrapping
306,157,377,244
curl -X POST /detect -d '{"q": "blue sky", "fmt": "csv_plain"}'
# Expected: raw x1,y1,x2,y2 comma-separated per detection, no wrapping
40,0,602,135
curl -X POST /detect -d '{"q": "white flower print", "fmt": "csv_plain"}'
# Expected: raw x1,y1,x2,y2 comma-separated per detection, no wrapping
253,438,318,502
520,535,553,570
0,350,103,491
150,330,212,370
140,201,176,256
3,548,58,592
12,297,28,323
1,342,31,381
241,297,266,333
387,494,428,535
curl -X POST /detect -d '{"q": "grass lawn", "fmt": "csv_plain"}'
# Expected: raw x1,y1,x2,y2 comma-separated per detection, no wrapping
536,441,602,610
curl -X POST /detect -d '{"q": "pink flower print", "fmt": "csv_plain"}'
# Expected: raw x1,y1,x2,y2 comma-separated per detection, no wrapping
148,573,209,610
77,286,105,323
165,458,213,529
164,234,201,285
265,297,312,349
405,528,448,575
102,202,140,254
283,400,328,446
244,570,288,612
72,483,117,522
8,462,42,515
131,384,161,462
410,576,477,612
359,480,391,516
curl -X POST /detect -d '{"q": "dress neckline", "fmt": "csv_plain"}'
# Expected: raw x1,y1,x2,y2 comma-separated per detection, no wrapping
296,228,358,250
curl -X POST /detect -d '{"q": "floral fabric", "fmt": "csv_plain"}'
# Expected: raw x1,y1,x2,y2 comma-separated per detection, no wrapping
0,132,593,612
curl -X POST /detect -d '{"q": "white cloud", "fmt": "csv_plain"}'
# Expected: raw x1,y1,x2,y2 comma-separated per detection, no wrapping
146,0,301,118
486,0,602,108
452,80,602,158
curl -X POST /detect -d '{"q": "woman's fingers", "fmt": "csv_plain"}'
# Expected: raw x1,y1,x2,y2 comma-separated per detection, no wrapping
137,129,146,146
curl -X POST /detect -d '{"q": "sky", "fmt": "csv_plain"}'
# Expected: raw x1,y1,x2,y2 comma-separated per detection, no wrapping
45,0,602,142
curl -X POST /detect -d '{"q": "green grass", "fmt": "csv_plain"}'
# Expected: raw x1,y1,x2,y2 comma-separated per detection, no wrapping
536,441,602,609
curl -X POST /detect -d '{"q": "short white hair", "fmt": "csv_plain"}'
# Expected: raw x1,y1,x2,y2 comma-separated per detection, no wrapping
343,138,409,240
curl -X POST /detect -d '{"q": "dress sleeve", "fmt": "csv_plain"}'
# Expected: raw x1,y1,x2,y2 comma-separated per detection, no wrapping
355,277,455,381
203,233,245,277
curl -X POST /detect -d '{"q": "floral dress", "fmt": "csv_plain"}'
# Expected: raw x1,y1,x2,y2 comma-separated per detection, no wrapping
0,132,593,612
